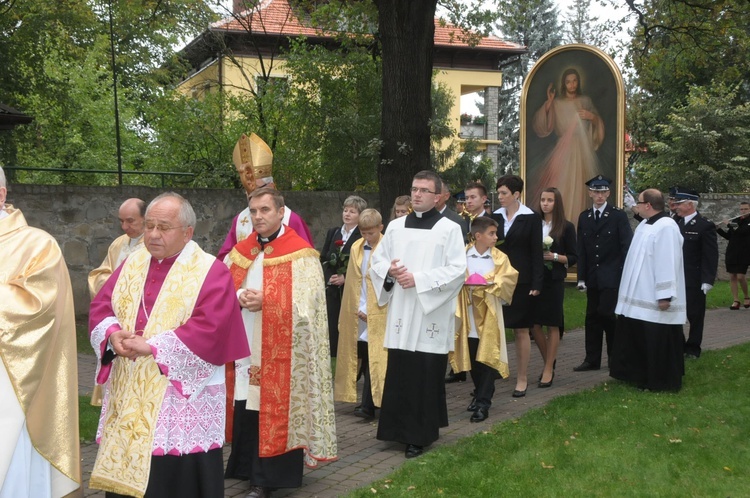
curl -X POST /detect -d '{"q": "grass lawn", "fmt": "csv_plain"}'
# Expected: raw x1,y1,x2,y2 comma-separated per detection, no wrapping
79,396,100,443
348,341,750,497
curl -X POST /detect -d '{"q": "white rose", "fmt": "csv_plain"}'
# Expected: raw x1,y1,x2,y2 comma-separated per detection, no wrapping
543,236,553,246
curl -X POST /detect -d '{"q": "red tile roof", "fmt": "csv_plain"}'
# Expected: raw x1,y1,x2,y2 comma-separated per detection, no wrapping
212,0,524,52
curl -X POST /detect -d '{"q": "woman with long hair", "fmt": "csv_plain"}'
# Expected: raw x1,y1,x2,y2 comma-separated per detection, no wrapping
531,187,577,387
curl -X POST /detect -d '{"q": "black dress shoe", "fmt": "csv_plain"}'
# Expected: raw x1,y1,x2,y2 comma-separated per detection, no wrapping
405,444,424,458
246,485,272,498
470,407,489,422
445,371,466,383
511,388,527,398
538,372,555,388
573,361,600,372
467,399,478,412
353,406,375,419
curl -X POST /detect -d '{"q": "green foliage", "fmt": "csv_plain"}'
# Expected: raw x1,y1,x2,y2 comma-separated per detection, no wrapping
279,38,382,190
626,0,750,160
632,83,750,192
439,139,494,194
347,341,750,497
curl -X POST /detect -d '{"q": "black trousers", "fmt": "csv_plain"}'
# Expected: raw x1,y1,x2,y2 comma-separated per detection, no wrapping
584,287,618,367
684,286,707,357
358,340,375,412
105,448,224,498
468,338,497,409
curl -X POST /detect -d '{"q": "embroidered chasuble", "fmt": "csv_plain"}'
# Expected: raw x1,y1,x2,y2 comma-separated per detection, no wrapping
450,245,518,378
226,228,337,466
0,205,81,498
334,237,388,406
88,241,248,498
88,232,144,299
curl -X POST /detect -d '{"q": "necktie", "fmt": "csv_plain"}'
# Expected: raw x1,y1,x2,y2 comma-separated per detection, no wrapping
469,254,491,259
594,209,600,222
363,245,372,251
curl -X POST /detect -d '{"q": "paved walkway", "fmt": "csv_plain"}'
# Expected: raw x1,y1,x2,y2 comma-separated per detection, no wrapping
77,307,750,497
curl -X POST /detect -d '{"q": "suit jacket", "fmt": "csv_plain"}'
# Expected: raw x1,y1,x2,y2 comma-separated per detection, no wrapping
577,204,632,289
679,212,718,289
440,207,470,243
320,225,362,281
717,215,750,267
492,211,544,289
546,220,578,281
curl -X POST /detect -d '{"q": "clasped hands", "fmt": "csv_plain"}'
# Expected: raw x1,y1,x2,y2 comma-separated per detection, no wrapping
109,329,151,359
239,288,263,311
388,259,415,289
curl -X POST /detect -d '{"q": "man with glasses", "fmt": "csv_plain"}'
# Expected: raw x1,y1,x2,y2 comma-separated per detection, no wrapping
611,188,686,391
574,175,632,372
88,192,249,498
369,170,466,458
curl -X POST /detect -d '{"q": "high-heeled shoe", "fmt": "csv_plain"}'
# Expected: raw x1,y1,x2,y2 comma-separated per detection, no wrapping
512,388,527,398
538,372,555,388
744,297,750,309
730,301,740,310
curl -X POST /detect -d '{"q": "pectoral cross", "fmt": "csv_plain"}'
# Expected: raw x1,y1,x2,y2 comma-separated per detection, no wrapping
240,216,250,226
394,319,403,335
426,323,439,338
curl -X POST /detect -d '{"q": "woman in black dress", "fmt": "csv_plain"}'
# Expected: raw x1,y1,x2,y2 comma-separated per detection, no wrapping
320,195,367,356
492,175,544,397
716,201,750,309
531,187,577,388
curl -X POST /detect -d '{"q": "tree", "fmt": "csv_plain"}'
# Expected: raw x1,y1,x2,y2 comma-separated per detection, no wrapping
565,0,609,47
624,0,750,149
493,0,563,175
631,83,750,193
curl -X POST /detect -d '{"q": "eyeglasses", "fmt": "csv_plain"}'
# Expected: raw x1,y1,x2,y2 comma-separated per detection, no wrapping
145,222,185,233
410,187,437,195
636,201,649,205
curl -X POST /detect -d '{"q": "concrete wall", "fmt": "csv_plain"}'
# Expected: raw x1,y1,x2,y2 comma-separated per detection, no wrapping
5,184,379,316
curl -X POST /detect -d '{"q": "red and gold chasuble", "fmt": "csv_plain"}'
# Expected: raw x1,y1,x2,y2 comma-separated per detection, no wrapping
227,228,337,465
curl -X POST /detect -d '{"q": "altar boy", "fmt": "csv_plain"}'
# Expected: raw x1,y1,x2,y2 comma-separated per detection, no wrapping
334,209,388,420
451,216,518,422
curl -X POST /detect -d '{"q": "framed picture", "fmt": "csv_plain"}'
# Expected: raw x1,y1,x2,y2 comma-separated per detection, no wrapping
520,44,625,225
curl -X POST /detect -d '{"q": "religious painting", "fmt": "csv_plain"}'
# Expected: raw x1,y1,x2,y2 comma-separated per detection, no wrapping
520,44,625,225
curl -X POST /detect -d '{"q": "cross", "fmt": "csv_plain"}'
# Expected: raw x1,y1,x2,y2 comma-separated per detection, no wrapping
426,323,439,338
240,216,250,226
434,280,446,292
394,319,403,335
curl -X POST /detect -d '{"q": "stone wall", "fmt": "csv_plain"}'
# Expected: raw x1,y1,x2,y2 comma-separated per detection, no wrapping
5,184,748,316
6,184,380,316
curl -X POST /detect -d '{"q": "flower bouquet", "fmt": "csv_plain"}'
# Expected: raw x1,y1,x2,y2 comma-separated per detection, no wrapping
543,236,554,270
324,239,349,276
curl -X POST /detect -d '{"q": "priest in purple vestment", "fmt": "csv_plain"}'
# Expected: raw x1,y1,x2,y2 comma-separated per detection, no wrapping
88,192,249,498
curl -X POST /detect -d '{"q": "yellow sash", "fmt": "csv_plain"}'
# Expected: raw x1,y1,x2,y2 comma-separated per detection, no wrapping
90,241,214,498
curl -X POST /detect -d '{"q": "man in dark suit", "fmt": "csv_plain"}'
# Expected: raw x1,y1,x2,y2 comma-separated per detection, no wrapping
574,176,632,372
672,188,718,359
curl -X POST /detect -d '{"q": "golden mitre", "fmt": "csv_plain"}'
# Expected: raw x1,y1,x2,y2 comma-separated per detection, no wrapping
232,133,274,194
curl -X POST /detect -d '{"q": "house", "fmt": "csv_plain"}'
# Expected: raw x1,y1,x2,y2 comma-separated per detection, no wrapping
177,0,526,170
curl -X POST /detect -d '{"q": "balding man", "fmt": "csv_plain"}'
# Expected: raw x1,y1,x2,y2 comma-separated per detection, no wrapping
88,193,249,498
88,197,146,299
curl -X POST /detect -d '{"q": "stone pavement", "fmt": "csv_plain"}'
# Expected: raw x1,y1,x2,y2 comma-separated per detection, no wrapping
77,307,749,497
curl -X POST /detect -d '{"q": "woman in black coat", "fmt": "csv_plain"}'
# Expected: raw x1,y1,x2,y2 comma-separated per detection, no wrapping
320,195,367,356
492,175,544,397
716,201,750,309
531,187,577,388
